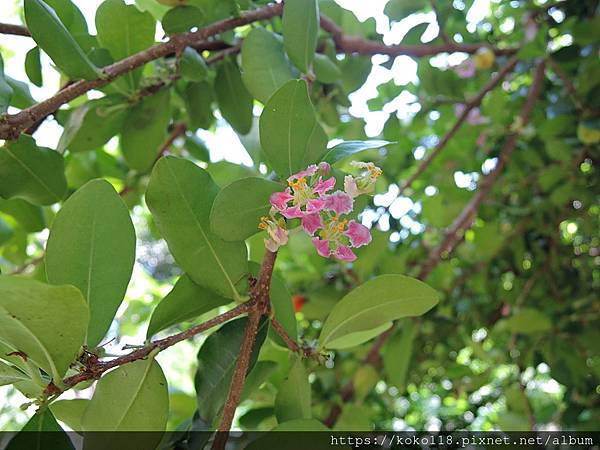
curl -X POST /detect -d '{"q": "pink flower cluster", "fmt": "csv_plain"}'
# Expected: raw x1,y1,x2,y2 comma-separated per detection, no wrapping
260,161,382,262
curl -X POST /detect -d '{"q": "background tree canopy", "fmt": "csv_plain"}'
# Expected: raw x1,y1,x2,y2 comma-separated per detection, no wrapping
0,0,598,446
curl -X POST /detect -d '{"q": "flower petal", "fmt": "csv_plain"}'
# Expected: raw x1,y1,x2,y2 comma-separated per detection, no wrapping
344,175,360,198
281,205,304,219
270,188,293,210
306,198,326,212
302,213,323,235
288,164,318,181
314,176,336,195
334,244,356,262
312,238,331,258
324,191,354,215
345,220,372,247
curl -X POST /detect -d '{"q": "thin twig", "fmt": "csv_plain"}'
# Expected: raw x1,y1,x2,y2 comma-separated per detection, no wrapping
319,15,517,58
0,3,285,140
430,0,451,44
52,300,254,393
0,23,30,37
418,61,546,279
547,58,582,110
9,255,44,275
398,55,520,197
1,5,516,140
271,317,303,355
324,61,547,428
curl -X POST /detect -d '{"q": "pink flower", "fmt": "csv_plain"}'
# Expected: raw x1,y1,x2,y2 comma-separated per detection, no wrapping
288,164,318,181
345,220,371,247
318,161,331,174
324,191,353,215
281,205,303,219
314,177,336,195
306,198,326,212
453,59,476,78
334,245,356,262
312,238,331,257
344,175,360,198
302,213,322,235
270,189,293,210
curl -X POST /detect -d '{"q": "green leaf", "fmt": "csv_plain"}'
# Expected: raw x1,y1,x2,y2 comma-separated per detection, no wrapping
241,28,294,104
319,275,439,349
5,76,35,109
259,79,328,178
146,156,248,300
0,216,14,246
6,410,74,450
146,274,230,338
183,81,214,131
50,399,90,432
283,0,319,73
58,97,128,153
210,177,283,241
82,358,169,432
214,60,254,134
25,46,43,87
194,317,268,425
333,403,372,431
240,360,278,402
0,135,67,206
383,320,417,391
46,179,136,348
95,0,156,88
275,355,311,422
24,0,98,80
121,89,171,172
313,53,341,84
44,0,89,35
498,308,552,335
0,276,88,380
180,48,208,82
246,419,328,449
0,360,29,386
0,198,45,233
322,140,390,165
162,5,204,34
0,55,13,113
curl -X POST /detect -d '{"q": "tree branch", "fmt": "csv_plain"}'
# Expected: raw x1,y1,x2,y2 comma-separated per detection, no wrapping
52,300,254,393
430,0,451,44
0,23,30,37
212,250,278,449
417,60,546,279
397,55,520,197
323,61,547,428
0,3,284,140
319,15,518,58
1,3,517,140
212,310,261,450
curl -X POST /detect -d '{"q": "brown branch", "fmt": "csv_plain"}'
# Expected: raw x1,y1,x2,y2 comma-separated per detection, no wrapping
430,0,451,45
398,55,520,197
1,4,518,140
547,58,583,110
9,255,44,275
55,300,253,392
418,60,546,280
324,61,547,428
0,23,30,37
212,310,261,450
0,3,285,140
213,250,278,449
319,15,518,57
